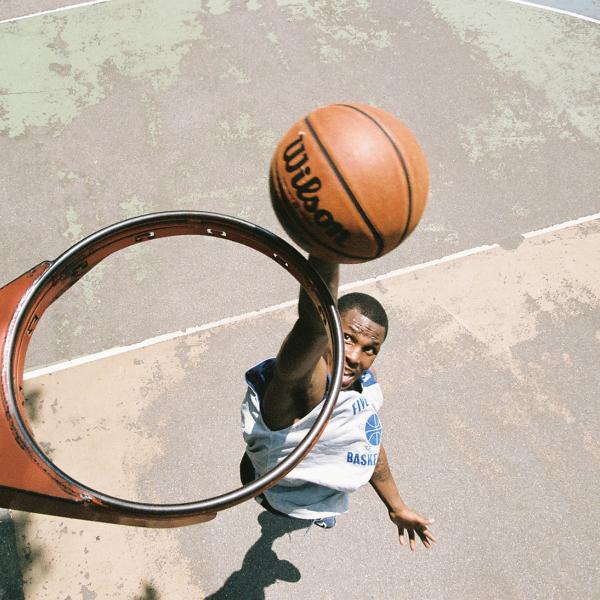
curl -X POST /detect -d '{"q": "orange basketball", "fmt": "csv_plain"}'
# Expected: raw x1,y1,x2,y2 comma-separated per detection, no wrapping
269,103,429,263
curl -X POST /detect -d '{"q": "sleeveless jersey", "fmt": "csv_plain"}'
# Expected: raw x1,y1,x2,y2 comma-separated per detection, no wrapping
240,358,384,519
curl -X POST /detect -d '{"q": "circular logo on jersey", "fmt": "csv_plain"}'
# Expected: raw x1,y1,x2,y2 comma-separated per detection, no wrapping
364,414,382,446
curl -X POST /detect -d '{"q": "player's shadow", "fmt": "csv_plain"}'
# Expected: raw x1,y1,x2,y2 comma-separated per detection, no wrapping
205,510,309,599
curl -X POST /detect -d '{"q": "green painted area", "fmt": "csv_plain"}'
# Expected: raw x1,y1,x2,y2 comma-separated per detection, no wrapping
273,0,394,64
0,0,399,138
63,204,83,242
119,194,150,218
460,97,549,163
57,169,80,182
428,0,600,144
0,0,206,138
205,0,231,15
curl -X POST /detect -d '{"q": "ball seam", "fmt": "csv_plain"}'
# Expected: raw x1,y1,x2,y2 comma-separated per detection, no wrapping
304,115,384,259
335,104,414,244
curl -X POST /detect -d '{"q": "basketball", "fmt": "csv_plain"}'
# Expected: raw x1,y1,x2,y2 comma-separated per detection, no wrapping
269,103,429,263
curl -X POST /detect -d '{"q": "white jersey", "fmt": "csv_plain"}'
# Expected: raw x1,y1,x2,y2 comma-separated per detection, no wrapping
240,358,384,519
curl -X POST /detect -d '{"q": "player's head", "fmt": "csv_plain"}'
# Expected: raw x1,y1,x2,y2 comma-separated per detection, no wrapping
337,293,388,390
338,293,388,337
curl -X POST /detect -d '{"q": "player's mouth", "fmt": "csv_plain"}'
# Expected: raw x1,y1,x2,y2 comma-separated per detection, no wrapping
342,369,356,388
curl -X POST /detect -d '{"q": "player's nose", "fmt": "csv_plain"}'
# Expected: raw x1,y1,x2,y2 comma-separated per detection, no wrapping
345,345,360,365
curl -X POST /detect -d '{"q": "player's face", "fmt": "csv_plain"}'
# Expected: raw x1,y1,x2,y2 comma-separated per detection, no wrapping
340,308,386,390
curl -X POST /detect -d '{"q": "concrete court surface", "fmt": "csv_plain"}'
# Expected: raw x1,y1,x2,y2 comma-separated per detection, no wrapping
0,0,599,599
1,219,599,600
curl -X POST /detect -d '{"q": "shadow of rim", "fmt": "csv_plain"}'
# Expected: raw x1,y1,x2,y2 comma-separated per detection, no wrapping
0,509,25,600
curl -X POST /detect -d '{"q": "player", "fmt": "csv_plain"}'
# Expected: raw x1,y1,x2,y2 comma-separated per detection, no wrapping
241,255,436,550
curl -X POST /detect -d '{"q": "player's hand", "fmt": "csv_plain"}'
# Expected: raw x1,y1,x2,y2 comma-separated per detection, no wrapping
388,506,436,551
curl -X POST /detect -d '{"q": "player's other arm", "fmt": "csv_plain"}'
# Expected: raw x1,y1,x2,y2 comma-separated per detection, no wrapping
370,444,437,551
262,255,339,430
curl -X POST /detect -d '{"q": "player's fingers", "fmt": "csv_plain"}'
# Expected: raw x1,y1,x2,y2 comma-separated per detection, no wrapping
418,531,432,549
398,529,406,545
421,529,437,544
408,529,416,551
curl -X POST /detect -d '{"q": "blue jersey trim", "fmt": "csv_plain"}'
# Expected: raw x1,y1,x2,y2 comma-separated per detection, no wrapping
246,359,377,397
359,369,378,388
245,358,276,399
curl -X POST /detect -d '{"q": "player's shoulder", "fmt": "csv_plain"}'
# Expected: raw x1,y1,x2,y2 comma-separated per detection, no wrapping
360,366,379,388
270,355,329,405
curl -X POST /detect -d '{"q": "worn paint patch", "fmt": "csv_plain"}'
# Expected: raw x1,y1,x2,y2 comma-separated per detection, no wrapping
374,220,600,487
420,222,460,246
57,169,79,182
12,509,203,599
378,221,600,361
119,194,150,219
459,97,547,162
275,0,394,62
140,90,163,148
0,1,206,138
219,64,251,84
428,0,600,145
205,0,231,15
62,205,83,242
435,227,600,352
79,262,107,306
61,202,108,305
179,182,263,221
16,335,208,598
218,112,276,148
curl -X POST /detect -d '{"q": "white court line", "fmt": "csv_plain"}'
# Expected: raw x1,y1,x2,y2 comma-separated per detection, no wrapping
0,0,111,25
339,244,499,291
23,211,600,381
2,0,597,26
522,211,600,238
23,298,298,380
504,0,600,25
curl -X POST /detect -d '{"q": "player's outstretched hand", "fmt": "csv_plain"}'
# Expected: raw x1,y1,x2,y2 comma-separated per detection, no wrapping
389,506,436,551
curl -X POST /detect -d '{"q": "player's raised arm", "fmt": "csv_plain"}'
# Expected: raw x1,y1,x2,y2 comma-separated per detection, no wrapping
261,255,339,430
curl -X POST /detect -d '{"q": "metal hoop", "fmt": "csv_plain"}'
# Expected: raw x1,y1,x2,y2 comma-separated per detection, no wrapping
0,211,343,526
